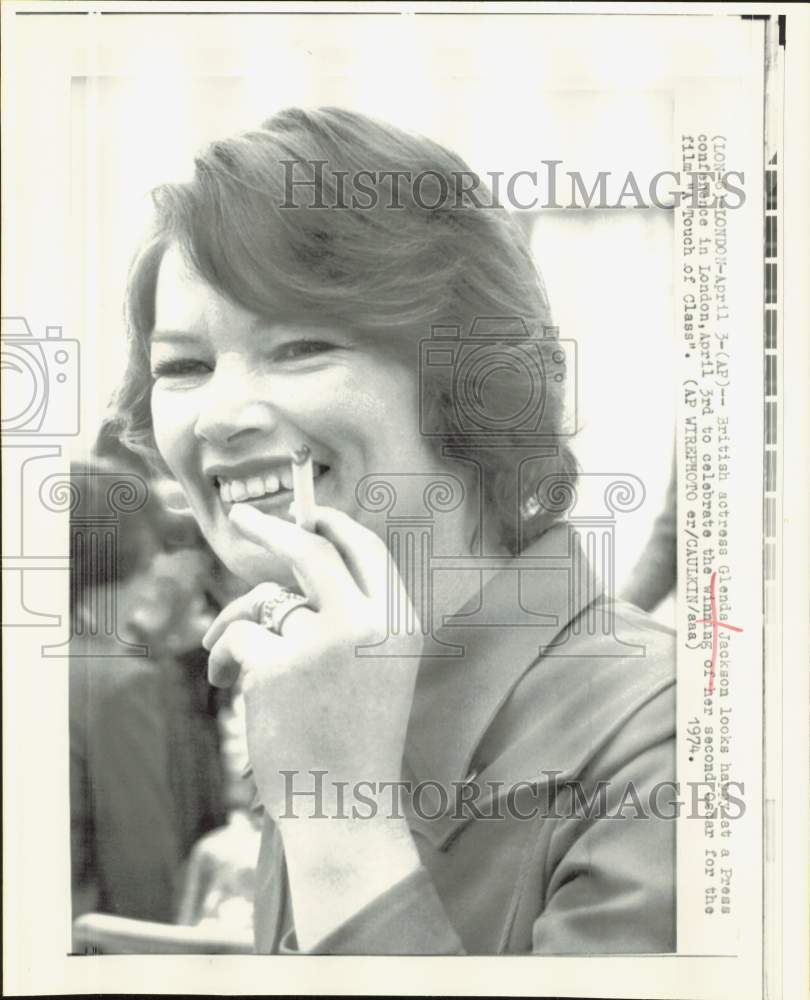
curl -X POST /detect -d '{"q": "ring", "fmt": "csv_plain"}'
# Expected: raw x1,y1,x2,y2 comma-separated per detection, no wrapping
260,585,310,635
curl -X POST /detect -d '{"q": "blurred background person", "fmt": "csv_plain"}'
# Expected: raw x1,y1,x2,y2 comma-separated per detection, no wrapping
69,452,228,928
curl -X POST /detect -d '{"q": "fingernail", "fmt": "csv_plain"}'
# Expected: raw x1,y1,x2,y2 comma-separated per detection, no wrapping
202,619,218,649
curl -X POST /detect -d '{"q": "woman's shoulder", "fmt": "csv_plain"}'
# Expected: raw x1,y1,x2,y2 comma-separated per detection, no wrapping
531,590,672,680
543,594,675,703
483,598,676,787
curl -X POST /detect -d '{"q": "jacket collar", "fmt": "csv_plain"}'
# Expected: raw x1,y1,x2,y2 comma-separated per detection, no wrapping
403,521,598,795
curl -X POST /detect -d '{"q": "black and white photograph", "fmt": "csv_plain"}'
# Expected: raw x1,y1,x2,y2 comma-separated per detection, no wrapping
2,3,808,997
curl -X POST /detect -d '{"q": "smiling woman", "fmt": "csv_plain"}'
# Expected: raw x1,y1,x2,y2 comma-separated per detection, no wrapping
111,106,676,955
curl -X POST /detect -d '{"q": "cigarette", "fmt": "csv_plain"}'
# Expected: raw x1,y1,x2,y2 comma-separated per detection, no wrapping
290,444,316,531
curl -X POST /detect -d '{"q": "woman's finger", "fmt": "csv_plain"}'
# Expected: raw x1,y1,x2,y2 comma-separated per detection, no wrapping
266,602,317,641
207,619,277,688
202,582,304,651
294,504,392,601
203,587,266,651
228,503,360,610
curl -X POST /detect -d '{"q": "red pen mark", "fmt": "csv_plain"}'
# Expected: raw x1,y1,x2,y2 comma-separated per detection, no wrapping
696,571,744,694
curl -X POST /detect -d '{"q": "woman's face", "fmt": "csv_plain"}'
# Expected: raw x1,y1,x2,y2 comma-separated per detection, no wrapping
150,245,463,587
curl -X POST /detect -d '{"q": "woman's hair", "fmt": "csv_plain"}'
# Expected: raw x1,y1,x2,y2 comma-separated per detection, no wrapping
113,106,577,553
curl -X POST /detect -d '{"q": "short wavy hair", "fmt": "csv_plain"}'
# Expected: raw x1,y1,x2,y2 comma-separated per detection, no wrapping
113,106,577,554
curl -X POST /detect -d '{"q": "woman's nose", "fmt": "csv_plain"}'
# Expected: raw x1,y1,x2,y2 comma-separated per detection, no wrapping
193,367,279,446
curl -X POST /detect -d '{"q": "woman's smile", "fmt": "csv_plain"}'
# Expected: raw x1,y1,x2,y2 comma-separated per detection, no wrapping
208,458,330,509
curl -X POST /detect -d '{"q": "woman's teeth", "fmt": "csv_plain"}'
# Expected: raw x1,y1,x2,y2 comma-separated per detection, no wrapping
217,465,325,504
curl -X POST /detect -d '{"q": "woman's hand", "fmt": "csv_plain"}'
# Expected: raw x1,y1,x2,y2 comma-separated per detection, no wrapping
202,501,420,820
201,502,422,949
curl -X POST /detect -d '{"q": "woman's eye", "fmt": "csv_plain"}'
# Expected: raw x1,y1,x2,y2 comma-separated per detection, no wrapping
150,359,211,380
275,340,336,361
